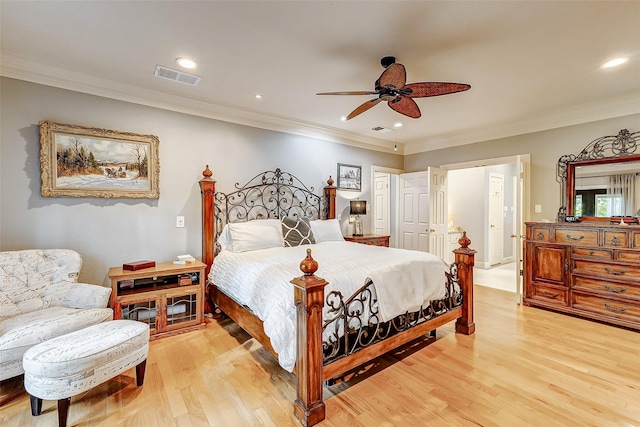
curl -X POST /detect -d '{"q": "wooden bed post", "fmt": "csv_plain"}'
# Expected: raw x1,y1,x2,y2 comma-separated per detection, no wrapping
453,231,476,335
199,165,216,314
291,249,328,427
324,177,336,220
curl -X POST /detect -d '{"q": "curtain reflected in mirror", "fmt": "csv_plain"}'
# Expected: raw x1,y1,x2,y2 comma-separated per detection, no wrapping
575,163,640,217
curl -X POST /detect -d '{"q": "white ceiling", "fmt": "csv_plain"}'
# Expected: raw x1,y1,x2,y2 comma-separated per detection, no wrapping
2,1,639,154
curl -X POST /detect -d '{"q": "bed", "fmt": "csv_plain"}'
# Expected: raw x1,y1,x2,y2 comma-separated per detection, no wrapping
199,166,476,426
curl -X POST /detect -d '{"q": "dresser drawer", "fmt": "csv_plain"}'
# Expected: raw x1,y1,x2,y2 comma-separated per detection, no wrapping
617,250,640,264
554,228,598,246
530,227,550,242
572,247,612,260
573,276,640,299
528,284,567,306
572,292,640,321
603,231,628,248
573,260,640,279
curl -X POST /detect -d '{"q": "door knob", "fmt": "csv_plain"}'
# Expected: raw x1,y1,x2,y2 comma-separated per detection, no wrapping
427,229,435,233
490,224,495,228
510,234,516,238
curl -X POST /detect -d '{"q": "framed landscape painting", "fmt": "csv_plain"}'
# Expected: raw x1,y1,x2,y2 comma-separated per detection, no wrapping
337,163,362,191
39,121,160,198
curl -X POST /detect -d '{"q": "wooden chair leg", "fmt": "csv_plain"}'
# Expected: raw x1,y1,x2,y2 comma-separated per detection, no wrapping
136,359,147,387
29,394,42,416
58,397,70,427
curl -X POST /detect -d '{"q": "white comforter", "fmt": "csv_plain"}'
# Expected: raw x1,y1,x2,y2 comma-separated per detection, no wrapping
209,241,449,371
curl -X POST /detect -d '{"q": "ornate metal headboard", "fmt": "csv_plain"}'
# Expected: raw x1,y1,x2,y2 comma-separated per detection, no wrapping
213,168,327,251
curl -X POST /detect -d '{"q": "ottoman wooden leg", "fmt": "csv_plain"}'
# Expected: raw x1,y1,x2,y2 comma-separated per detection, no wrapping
136,359,147,387
58,397,71,427
29,394,42,416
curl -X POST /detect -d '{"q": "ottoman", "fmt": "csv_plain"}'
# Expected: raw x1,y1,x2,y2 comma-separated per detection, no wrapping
23,320,149,427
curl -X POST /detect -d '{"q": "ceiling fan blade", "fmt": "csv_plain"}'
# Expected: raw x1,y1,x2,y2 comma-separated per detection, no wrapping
346,98,383,120
388,96,421,119
376,63,406,89
403,82,471,98
316,91,378,95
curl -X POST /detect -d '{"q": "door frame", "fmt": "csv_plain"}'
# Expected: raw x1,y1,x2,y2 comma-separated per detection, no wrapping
371,165,404,248
441,154,531,302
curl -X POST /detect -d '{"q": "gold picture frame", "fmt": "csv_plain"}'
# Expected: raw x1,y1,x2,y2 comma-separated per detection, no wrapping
39,120,160,198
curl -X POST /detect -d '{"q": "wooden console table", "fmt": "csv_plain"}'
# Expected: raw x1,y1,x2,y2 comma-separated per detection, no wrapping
108,260,206,339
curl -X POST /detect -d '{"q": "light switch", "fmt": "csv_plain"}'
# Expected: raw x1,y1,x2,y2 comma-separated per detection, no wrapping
176,216,185,228
534,205,542,213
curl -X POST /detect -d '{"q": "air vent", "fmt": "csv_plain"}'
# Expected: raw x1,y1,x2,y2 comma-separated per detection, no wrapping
154,65,201,86
371,126,392,133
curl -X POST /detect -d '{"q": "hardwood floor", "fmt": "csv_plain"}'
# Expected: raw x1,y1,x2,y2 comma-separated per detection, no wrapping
2,285,639,426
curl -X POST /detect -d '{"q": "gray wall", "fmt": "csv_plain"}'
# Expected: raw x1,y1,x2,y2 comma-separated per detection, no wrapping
406,114,640,222
0,78,402,286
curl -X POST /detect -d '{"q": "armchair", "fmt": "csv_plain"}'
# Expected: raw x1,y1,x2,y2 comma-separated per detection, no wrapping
0,249,113,381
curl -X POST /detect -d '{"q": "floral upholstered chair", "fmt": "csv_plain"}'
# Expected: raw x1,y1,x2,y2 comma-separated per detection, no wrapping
0,249,113,381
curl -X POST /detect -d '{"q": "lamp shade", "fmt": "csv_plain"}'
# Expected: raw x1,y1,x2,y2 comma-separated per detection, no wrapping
350,200,367,215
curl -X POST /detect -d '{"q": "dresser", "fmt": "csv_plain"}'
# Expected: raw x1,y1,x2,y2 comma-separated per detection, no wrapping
343,234,390,247
524,222,640,330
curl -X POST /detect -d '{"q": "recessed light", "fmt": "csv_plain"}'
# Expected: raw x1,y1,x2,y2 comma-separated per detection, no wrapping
341,116,347,122
255,94,263,99
394,122,403,128
602,57,628,68
176,57,197,69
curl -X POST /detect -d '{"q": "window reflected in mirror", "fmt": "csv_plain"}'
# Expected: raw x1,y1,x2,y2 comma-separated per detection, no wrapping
574,162,640,217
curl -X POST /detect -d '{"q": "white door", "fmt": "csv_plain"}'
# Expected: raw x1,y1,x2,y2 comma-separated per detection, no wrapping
400,171,430,251
399,168,448,258
429,167,448,260
515,154,531,303
488,173,504,266
373,172,390,235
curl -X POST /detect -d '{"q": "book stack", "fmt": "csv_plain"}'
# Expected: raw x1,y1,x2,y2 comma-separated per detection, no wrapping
173,254,196,265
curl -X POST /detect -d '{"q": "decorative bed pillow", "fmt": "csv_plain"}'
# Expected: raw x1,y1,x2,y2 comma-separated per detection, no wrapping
310,219,344,242
281,217,316,247
225,220,284,252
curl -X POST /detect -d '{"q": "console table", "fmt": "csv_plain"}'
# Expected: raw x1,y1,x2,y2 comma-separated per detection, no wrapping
108,260,206,339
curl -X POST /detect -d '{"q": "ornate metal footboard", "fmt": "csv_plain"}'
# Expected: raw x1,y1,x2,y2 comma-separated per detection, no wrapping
322,262,462,365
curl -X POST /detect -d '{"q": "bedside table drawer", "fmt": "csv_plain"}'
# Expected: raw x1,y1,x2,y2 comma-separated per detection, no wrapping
344,234,390,247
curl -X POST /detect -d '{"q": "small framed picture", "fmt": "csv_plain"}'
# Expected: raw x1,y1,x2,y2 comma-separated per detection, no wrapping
337,163,361,191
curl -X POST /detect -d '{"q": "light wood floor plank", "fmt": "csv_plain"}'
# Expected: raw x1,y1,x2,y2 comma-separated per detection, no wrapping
2,286,639,426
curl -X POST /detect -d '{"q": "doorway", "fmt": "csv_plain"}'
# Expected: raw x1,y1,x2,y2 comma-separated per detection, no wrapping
372,154,530,300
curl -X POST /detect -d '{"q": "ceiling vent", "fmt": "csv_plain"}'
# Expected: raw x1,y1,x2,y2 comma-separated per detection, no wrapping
154,65,201,86
371,126,392,133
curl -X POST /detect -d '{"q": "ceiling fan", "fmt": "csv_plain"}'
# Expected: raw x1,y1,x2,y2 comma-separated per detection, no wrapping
317,56,470,120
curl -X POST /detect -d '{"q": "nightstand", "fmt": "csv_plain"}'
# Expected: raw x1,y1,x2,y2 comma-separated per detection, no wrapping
344,234,390,247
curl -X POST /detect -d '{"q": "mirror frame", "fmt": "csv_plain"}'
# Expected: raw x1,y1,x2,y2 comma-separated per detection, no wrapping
557,128,640,222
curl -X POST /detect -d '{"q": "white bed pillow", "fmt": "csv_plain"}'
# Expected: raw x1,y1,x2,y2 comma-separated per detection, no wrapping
219,219,283,252
310,219,344,242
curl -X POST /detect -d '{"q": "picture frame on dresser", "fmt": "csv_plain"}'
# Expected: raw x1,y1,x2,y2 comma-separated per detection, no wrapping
39,120,160,199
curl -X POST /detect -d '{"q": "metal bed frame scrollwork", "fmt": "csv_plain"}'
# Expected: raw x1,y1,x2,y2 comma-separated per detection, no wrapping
199,166,475,426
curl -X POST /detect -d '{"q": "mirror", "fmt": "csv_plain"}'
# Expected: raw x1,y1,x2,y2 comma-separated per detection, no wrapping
558,129,640,221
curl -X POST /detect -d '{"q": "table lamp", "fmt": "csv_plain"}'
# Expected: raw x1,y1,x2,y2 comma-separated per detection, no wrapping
350,200,366,236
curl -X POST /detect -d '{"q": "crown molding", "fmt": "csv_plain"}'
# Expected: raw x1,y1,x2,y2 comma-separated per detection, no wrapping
3,51,638,156
0,51,398,154
404,91,640,155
